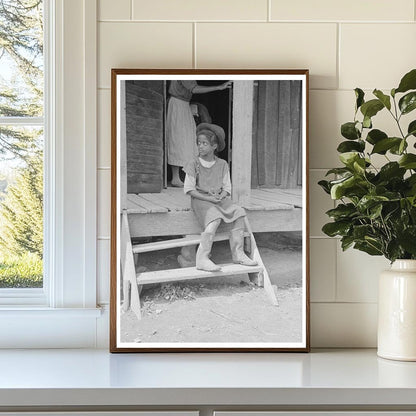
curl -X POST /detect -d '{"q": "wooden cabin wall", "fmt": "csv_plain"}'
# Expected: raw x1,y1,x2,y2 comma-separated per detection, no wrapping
251,80,302,189
125,80,164,194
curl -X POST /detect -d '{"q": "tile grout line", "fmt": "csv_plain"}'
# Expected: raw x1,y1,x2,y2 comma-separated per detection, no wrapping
98,19,415,24
268,0,271,22
336,22,340,90
193,22,197,69
333,230,338,303
130,0,133,20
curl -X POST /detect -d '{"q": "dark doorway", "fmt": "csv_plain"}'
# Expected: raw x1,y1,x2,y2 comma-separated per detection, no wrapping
165,80,232,184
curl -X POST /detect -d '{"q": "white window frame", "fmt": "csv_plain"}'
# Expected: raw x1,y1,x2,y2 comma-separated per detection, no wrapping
0,0,101,348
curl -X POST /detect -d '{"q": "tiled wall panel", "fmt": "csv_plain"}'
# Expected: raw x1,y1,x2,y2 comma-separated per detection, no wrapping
196,23,337,89
132,0,268,21
98,22,193,88
96,2,416,347
270,0,414,22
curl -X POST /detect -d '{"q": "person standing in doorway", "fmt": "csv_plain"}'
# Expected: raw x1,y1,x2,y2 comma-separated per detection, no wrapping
167,80,231,187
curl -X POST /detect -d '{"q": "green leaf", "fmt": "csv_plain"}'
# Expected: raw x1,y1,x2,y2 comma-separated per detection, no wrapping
360,99,384,119
407,120,416,138
341,122,360,140
341,235,355,251
399,154,416,169
377,162,406,181
398,227,416,255
366,129,387,145
325,167,352,176
352,224,373,240
389,139,408,155
373,89,391,110
339,152,360,167
363,115,372,129
322,221,351,237
330,176,358,199
355,88,365,110
354,241,383,256
371,137,402,154
369,203,383,220
326,203,357,220
337,140,365,153
357,195,389,211
318,180,331,194
395,69,416,94
386,240,402,263
399,91,416,115
353,158,366,174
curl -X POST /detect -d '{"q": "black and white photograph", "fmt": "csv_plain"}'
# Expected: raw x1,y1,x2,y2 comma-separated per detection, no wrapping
110,70,309,352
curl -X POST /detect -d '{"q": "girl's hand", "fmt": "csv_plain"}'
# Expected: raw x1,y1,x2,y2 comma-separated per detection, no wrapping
208,195,221,204
218,81,232,90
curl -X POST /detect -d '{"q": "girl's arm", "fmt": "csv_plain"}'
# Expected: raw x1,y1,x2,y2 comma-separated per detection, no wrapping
192,82,231,94
217,163,232,200
188,190,220,204
184,173,220,203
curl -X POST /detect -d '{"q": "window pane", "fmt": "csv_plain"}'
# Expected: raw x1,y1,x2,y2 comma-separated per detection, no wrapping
0,0,44,117
0,0,44,291
0,126,43,288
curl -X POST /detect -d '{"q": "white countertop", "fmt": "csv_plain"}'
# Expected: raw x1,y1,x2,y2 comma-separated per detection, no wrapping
0,349,416,408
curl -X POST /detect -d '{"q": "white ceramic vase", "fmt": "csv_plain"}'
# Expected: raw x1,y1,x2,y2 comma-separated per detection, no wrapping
378,259,416,361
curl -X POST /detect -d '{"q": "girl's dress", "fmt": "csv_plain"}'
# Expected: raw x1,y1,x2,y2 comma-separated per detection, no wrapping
183,157,246,229
167,80,198,167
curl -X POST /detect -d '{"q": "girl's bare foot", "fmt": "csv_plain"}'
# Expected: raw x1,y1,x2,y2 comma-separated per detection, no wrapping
171,179,184,188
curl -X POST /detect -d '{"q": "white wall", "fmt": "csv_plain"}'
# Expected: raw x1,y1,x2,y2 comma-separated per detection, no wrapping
96,0,416,348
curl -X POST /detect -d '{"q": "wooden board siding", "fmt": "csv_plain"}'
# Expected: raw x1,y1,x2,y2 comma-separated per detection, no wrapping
252,80,302,189
125,81,164,193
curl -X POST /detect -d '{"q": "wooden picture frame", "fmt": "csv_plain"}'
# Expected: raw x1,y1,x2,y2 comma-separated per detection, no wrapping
110,69,310,352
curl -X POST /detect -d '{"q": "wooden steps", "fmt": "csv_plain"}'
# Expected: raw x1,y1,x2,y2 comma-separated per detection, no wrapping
137,263,263,285
132,232,250,254
121,211,279,320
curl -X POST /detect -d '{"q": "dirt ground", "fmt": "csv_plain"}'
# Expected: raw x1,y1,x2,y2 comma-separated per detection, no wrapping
120,233,303,344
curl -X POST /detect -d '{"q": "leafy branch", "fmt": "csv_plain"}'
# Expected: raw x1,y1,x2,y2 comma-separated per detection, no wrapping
319,69,416,262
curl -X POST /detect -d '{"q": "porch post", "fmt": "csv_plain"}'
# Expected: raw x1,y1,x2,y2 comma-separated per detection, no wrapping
232,81,254,206
120,80,127,210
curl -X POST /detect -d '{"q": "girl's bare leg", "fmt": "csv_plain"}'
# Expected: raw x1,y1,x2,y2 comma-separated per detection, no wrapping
171,165,183,187
205,218,221,234
196,219,222,272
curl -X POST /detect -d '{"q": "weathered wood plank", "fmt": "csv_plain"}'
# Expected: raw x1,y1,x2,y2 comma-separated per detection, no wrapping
248,196,293,210
132,231,250,254
244,217,278,306
261,189,302,207
251,81,259,187
128,194,168,213
126,81,164,100
139,192,191,211
121,211,141,318
120,81,128,210
232,81,254,206
276,81,291,187
137,263,263,285
126,81,164,194
127,208,302,237
126,196,148,214
154,187,192,208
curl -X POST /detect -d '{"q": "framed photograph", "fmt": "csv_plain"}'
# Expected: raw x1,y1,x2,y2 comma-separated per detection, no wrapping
110,69,309,352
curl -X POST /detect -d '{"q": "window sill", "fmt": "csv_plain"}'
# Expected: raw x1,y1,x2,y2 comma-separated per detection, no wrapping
0,307,103,348
0,349,415,410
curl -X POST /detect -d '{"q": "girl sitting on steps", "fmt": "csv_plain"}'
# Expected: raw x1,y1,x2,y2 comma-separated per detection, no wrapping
183,123,258,272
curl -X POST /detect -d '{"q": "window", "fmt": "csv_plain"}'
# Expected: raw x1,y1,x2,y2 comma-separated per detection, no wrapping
0,0,100,347
0,0,45,301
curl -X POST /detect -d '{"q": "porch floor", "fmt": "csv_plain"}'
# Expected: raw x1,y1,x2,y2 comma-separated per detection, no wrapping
126,187,302,215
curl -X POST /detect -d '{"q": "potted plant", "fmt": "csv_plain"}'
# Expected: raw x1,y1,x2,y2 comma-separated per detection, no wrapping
319,68,416,361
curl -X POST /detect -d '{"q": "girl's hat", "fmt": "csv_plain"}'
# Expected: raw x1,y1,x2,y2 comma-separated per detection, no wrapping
196,123,226,152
